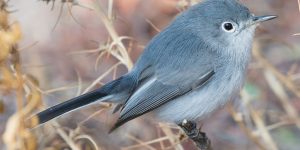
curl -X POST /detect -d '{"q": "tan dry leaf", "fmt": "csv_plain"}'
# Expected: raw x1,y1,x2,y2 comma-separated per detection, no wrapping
3,113,23,149
22,130,38,150
1,67,16,89
0,23,21,62
0,99,4,113
0,10,9,28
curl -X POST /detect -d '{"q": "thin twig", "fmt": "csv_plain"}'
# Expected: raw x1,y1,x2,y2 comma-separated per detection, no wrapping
227,105,266,150
92,0,133,70
108,0,114,20
264,70,300,128
51,121,80,150
74,134,100,150
145,18,161,33
82,62,121,94
125,134,157,150
253,42,300,98
160,123,184,150
297,0,300,12
241,90,278,150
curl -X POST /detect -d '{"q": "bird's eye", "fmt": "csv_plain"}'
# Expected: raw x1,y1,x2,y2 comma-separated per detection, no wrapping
221,22,236,33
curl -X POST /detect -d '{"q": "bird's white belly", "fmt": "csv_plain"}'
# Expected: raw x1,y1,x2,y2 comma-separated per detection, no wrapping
153,70,244,124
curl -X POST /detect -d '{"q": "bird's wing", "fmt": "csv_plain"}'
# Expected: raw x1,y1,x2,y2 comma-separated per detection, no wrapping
109,29,216,132
110,70,214,132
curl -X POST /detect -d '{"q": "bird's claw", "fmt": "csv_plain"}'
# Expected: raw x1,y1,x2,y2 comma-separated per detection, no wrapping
179,119,211,150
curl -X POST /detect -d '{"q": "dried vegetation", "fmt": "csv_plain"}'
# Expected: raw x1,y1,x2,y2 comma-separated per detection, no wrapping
0,0,300,150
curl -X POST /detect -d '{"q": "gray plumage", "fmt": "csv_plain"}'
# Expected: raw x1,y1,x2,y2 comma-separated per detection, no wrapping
35,0,276,132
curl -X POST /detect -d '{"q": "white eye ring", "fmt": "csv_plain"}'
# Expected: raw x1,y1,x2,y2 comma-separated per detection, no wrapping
221,22,236,33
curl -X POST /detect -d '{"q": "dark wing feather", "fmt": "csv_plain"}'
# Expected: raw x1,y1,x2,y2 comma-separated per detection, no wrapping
110,70,214,132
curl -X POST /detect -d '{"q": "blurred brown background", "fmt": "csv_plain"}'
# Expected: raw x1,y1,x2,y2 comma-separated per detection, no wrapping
1,0,300,149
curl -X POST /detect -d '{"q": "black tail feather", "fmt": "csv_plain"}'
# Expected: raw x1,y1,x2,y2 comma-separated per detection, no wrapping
37,89,107,124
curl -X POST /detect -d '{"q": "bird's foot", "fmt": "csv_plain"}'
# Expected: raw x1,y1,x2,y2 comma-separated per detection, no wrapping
179,119,212,150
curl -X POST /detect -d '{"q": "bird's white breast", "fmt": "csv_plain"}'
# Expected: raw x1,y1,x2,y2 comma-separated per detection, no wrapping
153,65,246,124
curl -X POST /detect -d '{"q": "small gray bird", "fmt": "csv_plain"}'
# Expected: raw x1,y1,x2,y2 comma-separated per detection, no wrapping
34,0,276,133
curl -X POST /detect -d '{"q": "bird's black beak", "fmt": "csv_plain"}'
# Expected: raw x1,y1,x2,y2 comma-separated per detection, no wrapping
252,15,277,23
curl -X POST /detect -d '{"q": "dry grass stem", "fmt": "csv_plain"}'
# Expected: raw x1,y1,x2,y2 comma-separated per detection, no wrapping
227,105,267,150
82,62,121,94
108,0,114,20
75,69,82,96
293,33,300,36
51,121,80,150
298,0,300,12
125,134,157,150
78,108,107,126
241,90,278,150
92,0,133,70
264,70,300,128
145,18,161,33
1,1,299,150
74,134,100,150
252,121,293,136
159,124,184,150
253,42,300,98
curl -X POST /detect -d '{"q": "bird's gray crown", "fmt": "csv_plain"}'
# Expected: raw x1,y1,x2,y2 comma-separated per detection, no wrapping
175,0,252,27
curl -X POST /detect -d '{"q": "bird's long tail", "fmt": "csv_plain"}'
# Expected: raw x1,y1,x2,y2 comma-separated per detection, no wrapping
36,89,108,125
28,74,137,127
